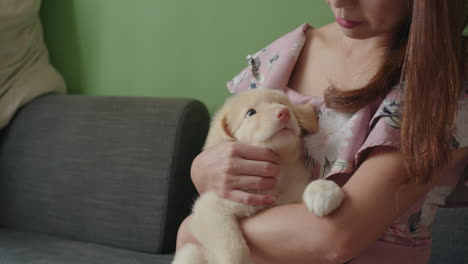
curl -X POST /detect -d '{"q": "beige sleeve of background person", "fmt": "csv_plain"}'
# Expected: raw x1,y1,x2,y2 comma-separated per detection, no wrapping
0,0,66,129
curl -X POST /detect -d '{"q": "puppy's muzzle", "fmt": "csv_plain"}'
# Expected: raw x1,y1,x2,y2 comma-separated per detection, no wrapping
275,107,290,124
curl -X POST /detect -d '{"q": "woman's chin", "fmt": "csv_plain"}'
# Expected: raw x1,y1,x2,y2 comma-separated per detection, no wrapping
335,22,379,40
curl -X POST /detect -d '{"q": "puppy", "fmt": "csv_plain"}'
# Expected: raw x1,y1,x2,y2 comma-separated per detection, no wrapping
173,89,345,264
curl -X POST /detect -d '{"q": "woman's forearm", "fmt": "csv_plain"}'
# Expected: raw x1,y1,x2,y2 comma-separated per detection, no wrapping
240,203,349,264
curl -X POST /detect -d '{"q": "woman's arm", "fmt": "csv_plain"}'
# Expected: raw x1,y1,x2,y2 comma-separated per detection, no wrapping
240,147,468,264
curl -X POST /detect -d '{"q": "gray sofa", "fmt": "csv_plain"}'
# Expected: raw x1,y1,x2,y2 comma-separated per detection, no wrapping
0,94,209,263
0,94,466,263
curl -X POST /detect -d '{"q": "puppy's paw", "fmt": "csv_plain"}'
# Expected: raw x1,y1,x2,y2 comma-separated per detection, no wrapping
172,243,206,264
303,179,345,217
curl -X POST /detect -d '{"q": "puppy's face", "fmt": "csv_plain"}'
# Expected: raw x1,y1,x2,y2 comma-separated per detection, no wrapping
204,89,317,154
234,100,300,147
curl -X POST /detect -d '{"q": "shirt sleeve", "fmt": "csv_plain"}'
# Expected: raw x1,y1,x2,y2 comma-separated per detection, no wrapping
225,44,291,96
227,34,287,95
355,86,403,166
226,24,310,95
225,53,259,95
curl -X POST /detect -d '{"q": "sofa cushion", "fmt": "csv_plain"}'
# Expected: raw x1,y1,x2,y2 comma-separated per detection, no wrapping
0,94,209,254
429,207,468,263
0,228,173,264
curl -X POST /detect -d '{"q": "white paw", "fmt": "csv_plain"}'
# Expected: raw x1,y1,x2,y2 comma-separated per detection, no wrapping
302,179,345,217
172,243,206,264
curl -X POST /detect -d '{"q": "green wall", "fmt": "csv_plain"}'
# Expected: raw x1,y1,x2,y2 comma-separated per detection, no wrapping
40,0,334,113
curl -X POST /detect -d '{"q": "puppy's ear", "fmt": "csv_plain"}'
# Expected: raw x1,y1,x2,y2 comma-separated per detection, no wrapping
292,103,318,134
203,109,235,150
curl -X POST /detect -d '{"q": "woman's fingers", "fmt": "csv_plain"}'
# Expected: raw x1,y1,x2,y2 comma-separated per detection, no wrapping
224,158,280,178
223,189,276,206
228,175,277,191
176,216,198,250
190,141,281,204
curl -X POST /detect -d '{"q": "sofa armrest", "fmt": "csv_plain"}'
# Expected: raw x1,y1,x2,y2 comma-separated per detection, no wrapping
0,94,209,254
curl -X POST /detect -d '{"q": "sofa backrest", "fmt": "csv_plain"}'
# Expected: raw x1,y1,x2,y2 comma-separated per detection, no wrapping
0,94,209,254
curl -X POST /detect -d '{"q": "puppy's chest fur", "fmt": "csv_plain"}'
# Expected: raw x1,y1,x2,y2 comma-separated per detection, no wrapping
251,159,311,208
272,160,311,205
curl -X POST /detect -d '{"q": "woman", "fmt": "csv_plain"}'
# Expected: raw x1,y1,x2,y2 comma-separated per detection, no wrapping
178,0,468,263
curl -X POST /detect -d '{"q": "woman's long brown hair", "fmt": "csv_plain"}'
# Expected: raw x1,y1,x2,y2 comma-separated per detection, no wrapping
325,0,468,184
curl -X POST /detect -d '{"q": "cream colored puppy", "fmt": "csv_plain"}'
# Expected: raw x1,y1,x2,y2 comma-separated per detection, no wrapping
172,89,345,264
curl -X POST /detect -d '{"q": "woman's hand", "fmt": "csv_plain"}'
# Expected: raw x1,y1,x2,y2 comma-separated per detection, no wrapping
191,142,280,206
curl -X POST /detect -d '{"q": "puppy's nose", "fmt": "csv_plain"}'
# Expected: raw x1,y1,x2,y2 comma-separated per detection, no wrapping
276,108,290,121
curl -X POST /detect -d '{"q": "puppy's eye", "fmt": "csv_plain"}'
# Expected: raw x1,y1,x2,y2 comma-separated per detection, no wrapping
246,108,257,117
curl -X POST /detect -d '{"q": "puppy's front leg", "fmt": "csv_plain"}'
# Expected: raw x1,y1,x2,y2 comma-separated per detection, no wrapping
302,179,345,217
191,192,255,264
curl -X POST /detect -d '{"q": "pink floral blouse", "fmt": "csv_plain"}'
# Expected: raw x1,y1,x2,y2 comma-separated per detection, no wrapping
226,24,468,263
